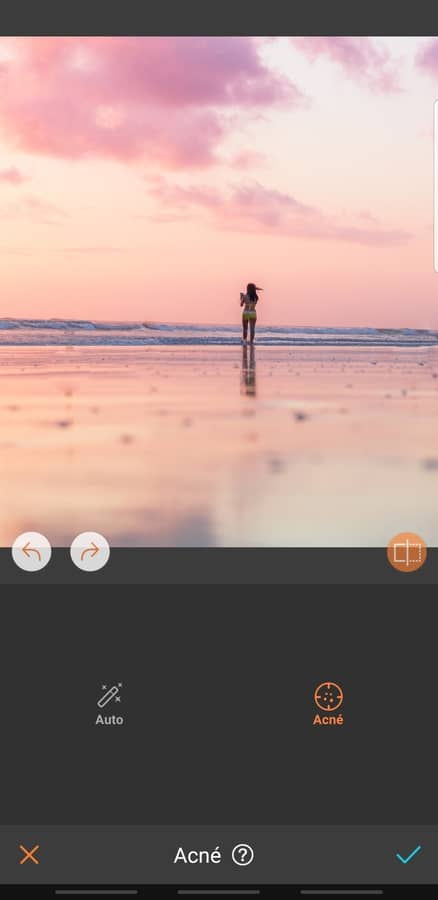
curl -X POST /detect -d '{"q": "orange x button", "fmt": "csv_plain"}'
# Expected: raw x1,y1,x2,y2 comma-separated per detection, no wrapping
19,844,39,865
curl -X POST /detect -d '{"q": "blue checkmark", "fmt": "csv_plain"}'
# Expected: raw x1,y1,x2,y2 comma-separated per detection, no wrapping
396,845,422,864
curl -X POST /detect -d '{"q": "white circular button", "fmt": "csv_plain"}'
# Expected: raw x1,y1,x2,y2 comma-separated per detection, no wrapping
70,532,110,572
231,843,255,866
12,532,52,572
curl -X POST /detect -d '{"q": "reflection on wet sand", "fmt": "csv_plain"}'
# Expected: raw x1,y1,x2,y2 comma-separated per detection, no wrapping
0,344,437,546
241,344,256,396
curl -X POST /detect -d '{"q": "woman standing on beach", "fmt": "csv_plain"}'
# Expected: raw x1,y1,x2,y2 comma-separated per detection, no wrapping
240,283,262,344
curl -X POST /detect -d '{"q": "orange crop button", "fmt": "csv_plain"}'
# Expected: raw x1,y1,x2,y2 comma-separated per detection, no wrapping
387,533,427,573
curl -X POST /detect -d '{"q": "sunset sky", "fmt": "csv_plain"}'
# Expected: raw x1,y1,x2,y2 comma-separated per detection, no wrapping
0,35,438,327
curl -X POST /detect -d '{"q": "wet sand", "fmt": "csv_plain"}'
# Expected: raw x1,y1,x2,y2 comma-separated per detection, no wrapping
0,344,437,546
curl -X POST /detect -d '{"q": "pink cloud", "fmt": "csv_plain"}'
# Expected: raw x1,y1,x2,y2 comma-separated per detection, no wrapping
147,176,222,210
416,39,438,74
22,193,67,219
292,37,400,92
61,246,126,254
147,178,411,246
229,149,267,169
0,193,67,225
0,37,302,168
0,165,28,184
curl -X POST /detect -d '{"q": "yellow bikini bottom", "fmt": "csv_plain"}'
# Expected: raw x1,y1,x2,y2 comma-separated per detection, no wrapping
242,310,257,320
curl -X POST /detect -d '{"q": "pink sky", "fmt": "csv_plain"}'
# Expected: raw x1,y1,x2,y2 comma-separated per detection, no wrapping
0,35,437,327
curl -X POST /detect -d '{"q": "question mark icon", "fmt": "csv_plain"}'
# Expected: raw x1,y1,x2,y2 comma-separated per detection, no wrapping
232,843,255,866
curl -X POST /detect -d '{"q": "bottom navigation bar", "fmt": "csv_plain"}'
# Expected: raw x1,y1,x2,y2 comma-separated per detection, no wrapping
1,827,436,885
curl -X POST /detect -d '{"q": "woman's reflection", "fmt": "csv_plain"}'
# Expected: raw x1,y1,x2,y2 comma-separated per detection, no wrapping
241,343,256,396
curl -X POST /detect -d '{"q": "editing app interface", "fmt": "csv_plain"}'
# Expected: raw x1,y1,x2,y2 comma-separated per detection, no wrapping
0,34,437,890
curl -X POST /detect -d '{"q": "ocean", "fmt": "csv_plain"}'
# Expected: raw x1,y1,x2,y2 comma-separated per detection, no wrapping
0,319,436,347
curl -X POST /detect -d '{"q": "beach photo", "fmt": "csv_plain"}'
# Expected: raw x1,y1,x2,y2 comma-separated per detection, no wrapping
0,36,437,547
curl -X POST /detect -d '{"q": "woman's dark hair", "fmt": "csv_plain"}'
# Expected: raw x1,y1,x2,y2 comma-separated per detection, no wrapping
246,283,258,302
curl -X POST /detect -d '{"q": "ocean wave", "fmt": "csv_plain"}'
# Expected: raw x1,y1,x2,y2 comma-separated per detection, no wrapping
0,318,436,346
0,318,150,332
